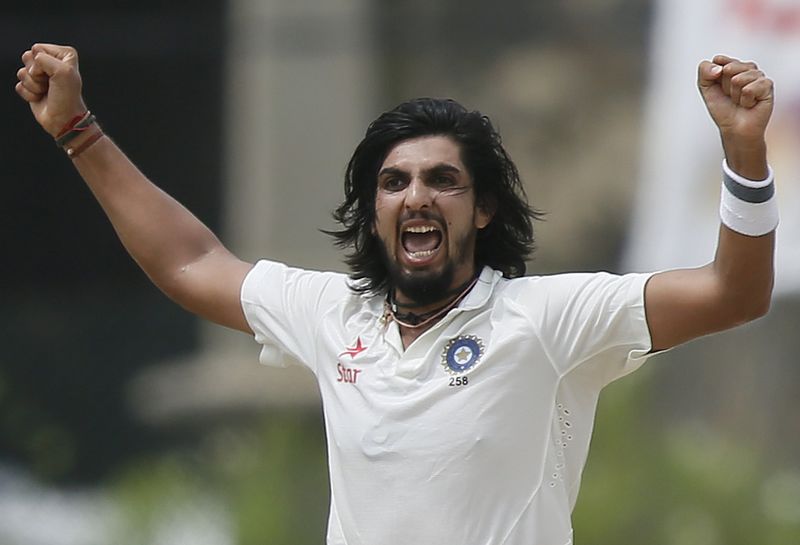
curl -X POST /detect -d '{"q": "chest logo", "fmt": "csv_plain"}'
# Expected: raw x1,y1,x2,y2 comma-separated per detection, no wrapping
441,335,485,375
339,336,367,359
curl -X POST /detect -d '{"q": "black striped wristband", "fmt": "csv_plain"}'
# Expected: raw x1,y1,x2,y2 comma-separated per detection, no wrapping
719,159,778,236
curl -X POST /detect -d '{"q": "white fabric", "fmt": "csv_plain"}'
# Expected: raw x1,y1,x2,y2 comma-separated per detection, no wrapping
722,159,773,189
241,262,655,545
720,159,779,237
720,185,780,237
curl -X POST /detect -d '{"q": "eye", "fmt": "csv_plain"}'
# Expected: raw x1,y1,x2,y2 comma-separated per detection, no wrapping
432,175,455,187
380,177,407,192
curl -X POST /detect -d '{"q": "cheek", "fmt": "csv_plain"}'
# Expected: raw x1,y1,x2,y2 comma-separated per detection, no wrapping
373,194,402,224
372,207,392,239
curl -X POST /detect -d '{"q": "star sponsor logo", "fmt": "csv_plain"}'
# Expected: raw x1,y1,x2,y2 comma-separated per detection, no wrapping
441,335,484,375
337,363,361,384
338,336,367,359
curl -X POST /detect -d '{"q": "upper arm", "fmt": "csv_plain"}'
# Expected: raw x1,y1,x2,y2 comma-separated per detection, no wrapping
645,226,774,352
160,248,255,334
644,266,727,352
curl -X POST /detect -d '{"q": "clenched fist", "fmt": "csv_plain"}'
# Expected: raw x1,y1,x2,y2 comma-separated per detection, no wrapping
698,54,773,179
16,43,87,138
698,54,774,141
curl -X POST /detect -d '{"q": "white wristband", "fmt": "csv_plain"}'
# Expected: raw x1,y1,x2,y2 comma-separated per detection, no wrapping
719,159,778,236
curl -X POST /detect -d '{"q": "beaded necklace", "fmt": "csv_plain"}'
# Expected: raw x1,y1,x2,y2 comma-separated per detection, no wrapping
383,274,480,329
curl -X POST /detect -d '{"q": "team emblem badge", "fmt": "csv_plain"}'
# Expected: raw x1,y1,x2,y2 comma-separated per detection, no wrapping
441,335,484,374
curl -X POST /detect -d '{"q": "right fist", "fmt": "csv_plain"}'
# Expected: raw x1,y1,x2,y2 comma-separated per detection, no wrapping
16,43,87,138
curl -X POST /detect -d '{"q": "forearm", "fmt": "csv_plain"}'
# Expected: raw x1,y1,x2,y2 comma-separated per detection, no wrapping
71,133,230,296
646,134,775,351
720,130,768,179
710,226,774,317
17,44,253,331
710,139,775,315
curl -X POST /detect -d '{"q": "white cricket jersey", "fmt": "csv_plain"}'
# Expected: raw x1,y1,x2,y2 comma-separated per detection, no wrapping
241,262,655,545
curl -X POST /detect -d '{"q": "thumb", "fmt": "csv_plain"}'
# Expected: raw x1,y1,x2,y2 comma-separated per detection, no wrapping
698,60,723,91
31,43,79,65
32,51,66,78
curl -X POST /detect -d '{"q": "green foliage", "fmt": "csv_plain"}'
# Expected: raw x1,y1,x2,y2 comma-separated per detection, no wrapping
573,369,800,545
109,411,329,545
220,412,329,545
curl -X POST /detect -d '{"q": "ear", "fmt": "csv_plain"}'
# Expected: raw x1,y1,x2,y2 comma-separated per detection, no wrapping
474,195,496,229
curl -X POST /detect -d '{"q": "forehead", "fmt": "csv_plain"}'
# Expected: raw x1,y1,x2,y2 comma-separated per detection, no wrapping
380,135,465,172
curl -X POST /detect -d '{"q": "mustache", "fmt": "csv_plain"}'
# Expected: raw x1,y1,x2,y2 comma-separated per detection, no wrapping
398,209,446,226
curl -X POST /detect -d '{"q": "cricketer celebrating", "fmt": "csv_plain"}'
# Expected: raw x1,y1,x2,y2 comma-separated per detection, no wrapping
17,43,777,544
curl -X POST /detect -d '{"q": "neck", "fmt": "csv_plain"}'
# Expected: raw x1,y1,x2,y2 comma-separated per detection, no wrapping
385,270,480,330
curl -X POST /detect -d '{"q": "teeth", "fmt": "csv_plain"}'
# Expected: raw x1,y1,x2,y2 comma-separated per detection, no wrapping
404,225,437,234
409,249,436,258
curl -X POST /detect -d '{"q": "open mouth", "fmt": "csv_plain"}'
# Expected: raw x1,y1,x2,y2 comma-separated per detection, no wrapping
401,225,443,259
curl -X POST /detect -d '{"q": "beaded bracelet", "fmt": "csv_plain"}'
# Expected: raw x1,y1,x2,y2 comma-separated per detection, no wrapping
65,124,104,159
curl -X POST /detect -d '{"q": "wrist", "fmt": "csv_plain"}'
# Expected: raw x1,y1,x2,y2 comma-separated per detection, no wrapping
55,111,95,147
45,99,89,138
53,110,105,159
720,159,778,237
719,131,768,179
64,123,104,159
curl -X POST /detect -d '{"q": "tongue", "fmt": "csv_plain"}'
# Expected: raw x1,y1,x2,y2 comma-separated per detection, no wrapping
403,231,441,253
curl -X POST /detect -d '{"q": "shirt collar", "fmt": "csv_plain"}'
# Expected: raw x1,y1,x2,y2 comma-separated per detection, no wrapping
362,265,503,317
459,266,503,310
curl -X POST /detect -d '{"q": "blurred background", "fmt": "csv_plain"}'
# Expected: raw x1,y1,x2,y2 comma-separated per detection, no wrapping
3,0,799,544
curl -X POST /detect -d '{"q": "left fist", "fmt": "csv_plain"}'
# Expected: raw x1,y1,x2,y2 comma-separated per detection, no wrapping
698,55,774,141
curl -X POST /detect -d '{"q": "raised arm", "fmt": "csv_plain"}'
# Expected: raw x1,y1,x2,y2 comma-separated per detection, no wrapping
15,43,254,333
645,55,776,352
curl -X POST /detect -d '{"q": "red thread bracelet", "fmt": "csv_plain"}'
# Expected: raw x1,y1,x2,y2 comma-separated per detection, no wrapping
56,111,89,138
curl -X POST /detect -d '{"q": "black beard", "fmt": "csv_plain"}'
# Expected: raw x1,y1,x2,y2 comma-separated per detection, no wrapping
390,260,456,307
376,239,461,307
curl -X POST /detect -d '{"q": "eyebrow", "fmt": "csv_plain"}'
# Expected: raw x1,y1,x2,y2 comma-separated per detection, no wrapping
377,164,463,178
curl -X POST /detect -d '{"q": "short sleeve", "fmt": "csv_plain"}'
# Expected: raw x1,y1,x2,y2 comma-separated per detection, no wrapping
240,260,350,372
532,272,655,385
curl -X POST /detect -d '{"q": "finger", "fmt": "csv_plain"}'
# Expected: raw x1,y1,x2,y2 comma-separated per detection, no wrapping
698,60,723,90
21,49,34,70
29,61,48,79
721,60,759,100
711,54,757,68
31,43,79,67
712,54,738,66
21,50,49,79
15,81,43,103
730,69,764,105
31,51,69,78
722,59,759,78
16,66,48,95
739,78,774,109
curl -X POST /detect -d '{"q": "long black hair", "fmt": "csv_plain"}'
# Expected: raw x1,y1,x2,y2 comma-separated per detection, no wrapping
326,97,542,294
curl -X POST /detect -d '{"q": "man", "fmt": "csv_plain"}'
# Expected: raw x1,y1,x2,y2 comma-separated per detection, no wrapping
16,44,777,544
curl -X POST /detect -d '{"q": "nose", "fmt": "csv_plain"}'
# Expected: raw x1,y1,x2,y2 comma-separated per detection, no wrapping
404,177,434,210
